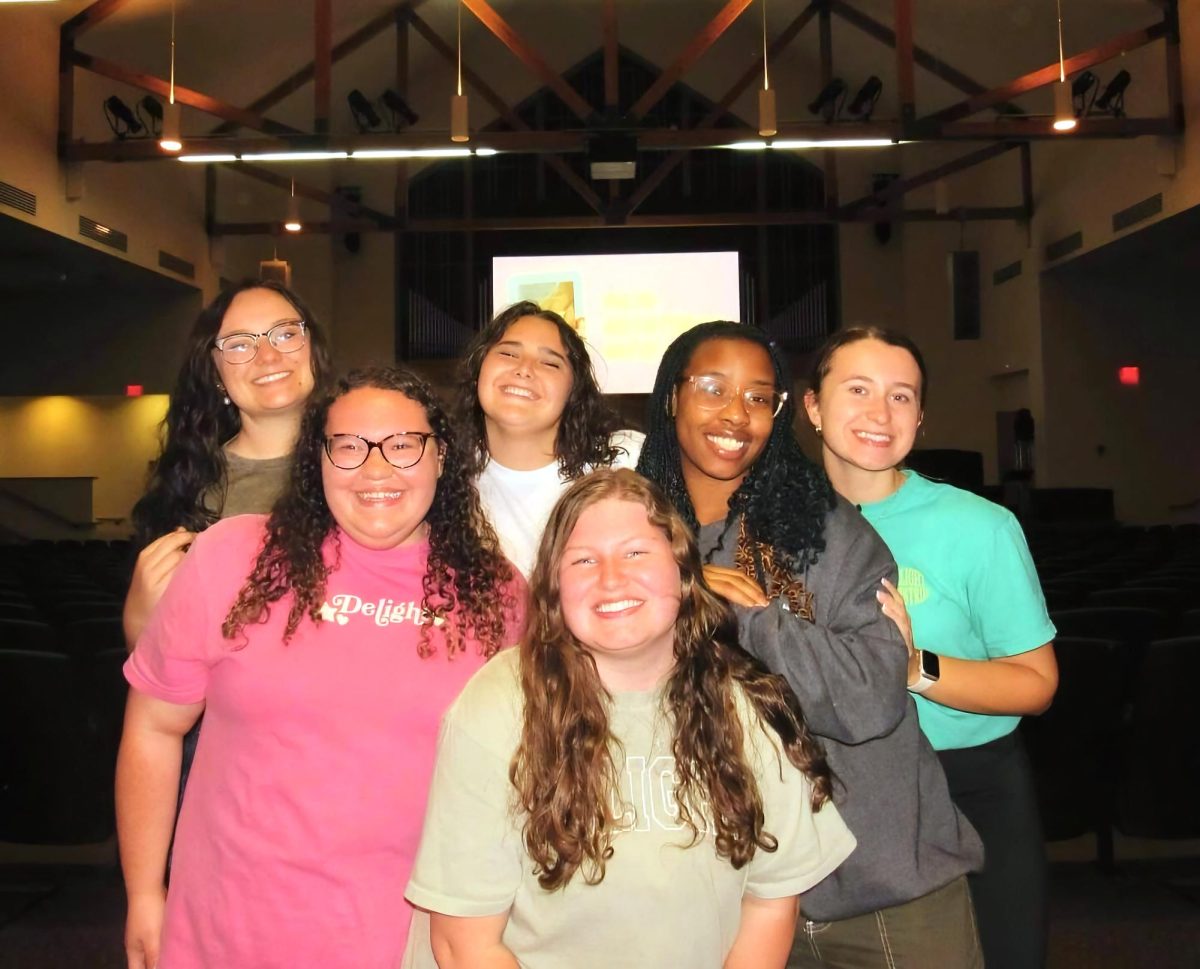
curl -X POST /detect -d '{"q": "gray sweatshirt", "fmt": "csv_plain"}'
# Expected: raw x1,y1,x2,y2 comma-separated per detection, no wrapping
699,498,983,922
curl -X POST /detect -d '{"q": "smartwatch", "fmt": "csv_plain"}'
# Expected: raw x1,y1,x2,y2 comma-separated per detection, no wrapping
908,649,941,694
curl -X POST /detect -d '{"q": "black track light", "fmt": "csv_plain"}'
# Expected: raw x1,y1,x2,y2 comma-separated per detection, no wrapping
381,90,420,129
1094,70,1131,117
348,89,382,132
846,76,883,121
808,79,847,123
103,96,143,139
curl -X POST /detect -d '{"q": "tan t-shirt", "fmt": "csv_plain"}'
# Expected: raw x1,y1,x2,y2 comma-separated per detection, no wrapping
403,649,856,969
202,450,292,521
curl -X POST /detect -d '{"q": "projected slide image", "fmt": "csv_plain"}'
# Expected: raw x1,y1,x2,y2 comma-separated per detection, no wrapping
494,252,740,394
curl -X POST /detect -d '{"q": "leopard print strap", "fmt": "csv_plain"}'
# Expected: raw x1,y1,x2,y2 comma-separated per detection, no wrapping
735,517,815,621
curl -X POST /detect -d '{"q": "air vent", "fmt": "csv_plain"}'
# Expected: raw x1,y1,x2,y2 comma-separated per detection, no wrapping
1112,193,1162,233
158,249,195,279
0,180,36,216
993,260,1022,286
79,215,128,252
1045,231,1082,263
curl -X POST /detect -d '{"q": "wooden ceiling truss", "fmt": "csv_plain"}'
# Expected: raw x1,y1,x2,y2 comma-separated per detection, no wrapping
58,0,1182,236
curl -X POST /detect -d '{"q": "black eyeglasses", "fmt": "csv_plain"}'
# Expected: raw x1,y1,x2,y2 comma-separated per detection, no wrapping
323,432,438,470
680,375,788,417
213,320,308,364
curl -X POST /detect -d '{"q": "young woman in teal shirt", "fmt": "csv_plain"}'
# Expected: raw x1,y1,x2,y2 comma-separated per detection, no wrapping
804,326,1058,969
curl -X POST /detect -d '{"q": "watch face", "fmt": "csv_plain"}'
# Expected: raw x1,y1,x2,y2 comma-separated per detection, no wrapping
922,650,941,680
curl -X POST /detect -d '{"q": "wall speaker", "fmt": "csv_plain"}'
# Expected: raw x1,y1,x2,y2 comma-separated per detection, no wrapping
948,250,980,340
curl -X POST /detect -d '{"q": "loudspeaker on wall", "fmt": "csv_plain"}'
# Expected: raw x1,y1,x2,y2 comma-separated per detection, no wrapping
948,250,980,340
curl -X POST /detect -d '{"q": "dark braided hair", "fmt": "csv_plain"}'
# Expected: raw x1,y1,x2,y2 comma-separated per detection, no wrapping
131,279,333,549
637,322,835,571
222,367,518,657
455,301,624,480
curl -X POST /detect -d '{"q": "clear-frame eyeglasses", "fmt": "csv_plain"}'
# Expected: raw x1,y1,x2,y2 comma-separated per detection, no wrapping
680,375,788,417
213,320,308,364
323,432,438,470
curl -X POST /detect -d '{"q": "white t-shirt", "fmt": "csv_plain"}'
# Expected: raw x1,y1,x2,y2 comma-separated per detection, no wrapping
476,429,644,577
403,649,855,969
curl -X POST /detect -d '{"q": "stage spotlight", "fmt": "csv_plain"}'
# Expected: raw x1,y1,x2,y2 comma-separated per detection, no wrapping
381,89,420,130
348,89,382,132
1069,71,1099,118
846,76,883,121
808,78,847,123
1094,70,1131,117
103,96,144,139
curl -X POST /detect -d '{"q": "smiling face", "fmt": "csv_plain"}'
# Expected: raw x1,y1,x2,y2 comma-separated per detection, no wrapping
674,338,778,522
476,316,574,445
212,287,315,421
803,338,924,482
558,497,682,690
321,387,444,550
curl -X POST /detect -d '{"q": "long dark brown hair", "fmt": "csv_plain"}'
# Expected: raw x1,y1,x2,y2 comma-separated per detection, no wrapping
455,301,625,479
222,367,517,657
512,468,832,890
131,279,333,548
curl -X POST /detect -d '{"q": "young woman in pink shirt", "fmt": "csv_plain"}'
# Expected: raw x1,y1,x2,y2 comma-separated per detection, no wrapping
117,368,523,969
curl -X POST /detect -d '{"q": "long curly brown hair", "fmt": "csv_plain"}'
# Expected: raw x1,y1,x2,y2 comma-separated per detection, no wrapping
455,301,625,479
222,367,517,657
512,468,832,890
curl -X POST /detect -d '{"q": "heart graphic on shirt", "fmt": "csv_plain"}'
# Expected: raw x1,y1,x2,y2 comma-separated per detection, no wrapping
335,614,349,625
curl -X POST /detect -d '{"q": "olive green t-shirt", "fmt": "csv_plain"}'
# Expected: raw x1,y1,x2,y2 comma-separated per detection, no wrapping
403,649,856,969
202,450,292,521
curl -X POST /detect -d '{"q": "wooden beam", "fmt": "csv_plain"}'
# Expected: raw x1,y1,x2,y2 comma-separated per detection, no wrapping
461,0,595,121
624,5,818,216
211,2,432,136
602,0,619,110
925,23,1167,124
1019,142,1033,220
212,207,1028,236
629,0,754,121
1163,1,1184,132
314,0,333,135
938,117,1175,139
408,11,604,214
830,0,1022,114
230,163,393,226
841,142,1017,215
72,51,303,135
895,0,915,125
62,0,133,40
57,29,74,158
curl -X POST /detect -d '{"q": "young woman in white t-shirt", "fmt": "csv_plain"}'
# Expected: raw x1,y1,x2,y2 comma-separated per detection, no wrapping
455,301,643,576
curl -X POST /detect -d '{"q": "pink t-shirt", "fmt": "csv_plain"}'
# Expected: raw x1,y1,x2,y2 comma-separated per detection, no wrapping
125,514,523,969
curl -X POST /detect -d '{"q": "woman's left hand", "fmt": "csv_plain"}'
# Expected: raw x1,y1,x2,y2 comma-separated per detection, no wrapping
876,578,914,656
703,564,769,608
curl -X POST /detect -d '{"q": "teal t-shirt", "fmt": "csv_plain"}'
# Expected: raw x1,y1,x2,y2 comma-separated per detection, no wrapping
858,470,1056,751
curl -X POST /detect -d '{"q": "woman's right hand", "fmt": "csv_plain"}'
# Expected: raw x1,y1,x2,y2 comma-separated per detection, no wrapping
124,887,166,969
124,529,194,649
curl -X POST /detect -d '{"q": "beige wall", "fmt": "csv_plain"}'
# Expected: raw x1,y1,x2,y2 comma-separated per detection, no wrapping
0,394,169,528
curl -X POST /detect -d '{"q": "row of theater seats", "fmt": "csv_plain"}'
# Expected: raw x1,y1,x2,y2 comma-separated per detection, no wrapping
1022,522,1200,866
0,541,132,844
2,526,1198,850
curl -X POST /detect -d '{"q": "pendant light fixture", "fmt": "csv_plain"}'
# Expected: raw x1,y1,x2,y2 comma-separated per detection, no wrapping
1052,0,1077,132
757,0,777,138
159,0,182,152
284,179,302,233
450,0,470,143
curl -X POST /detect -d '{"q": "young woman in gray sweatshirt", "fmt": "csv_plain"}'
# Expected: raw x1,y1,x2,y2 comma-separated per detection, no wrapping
638,322,983,969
